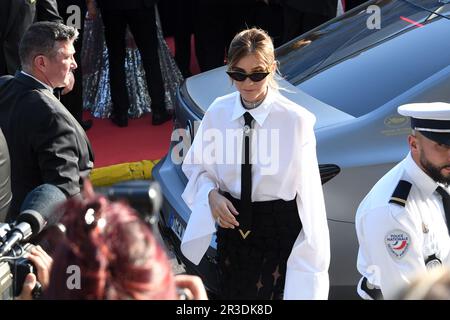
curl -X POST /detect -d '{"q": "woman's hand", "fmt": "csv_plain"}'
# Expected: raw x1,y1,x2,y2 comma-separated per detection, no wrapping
208,190,239,229
16,245,53,300
175,274,208,300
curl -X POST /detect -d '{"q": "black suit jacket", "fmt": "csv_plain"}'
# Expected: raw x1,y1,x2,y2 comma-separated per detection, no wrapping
0,72,94,220
0,0,62,75
96,0,158,10
36,0,62,22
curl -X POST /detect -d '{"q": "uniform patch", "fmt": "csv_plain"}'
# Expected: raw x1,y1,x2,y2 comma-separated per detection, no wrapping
385,230,410,259
389,180,412,207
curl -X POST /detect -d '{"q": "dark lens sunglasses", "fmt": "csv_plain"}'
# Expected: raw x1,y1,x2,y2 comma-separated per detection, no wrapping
226,71,270,82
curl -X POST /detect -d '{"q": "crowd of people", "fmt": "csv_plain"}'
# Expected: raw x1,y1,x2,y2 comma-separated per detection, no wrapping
164,0,368,75
0,2,203,299
2,0,450,302
14,181,208,300
0,0,368,128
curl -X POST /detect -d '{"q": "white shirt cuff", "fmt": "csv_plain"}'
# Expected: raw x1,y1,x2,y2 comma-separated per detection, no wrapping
284,269,329,300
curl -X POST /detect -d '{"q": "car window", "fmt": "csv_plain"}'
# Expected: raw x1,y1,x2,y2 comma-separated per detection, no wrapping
297,16,450,117
406,0,450,17
277,1,424,84
277,1,450,117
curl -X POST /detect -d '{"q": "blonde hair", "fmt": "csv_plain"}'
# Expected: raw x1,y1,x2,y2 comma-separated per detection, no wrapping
226,28,280,91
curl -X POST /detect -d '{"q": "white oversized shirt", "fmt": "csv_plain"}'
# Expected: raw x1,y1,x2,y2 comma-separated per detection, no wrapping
356,152,450,299
180,88,330,300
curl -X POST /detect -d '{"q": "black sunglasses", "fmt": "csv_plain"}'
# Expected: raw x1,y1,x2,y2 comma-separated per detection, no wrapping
226,71,270,82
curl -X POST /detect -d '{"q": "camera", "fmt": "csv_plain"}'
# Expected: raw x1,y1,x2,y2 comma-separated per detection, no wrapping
98,180,162,227
0,183,73,300
97,180,165,248
0,181,162,300
0,223,40,300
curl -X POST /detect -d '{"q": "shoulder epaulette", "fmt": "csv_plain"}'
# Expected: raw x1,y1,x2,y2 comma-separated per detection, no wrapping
389,180,412,207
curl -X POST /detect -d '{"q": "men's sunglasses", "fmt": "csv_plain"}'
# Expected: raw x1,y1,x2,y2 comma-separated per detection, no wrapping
226,71,270,82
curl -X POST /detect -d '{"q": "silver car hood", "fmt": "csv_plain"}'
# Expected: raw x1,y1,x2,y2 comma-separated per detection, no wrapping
185,66,354,129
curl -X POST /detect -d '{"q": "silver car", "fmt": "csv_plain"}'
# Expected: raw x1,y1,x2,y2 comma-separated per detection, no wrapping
153,0,450,299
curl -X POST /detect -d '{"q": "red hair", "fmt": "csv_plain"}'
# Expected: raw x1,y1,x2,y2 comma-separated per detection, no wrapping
44,181,177,300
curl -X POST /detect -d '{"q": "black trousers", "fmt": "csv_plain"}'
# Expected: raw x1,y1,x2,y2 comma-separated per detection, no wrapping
173,0,194,77
193,0,226,72
216,193,302,300
346,0,368,10
0,0,35,76
101,6,165,117
57,0,86,123
193,1,259,72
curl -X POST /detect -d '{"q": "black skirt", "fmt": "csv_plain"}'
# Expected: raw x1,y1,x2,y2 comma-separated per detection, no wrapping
216,193,302,300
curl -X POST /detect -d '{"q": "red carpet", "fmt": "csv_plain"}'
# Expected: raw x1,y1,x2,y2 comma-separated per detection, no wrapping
85,111,173,168
84,36,198,169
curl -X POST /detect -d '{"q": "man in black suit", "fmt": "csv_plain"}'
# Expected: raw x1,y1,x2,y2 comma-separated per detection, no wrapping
95,0,171,127
0,0,62,76
281,0,337,43
0,22,94,222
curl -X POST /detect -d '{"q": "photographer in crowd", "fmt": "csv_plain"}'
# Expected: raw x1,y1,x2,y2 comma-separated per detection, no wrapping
0,129,50,300
16,181,207,300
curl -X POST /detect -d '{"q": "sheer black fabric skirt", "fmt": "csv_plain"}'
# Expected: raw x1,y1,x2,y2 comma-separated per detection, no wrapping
216,193,302,300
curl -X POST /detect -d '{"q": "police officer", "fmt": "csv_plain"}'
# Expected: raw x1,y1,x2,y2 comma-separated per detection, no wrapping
356,102,450,299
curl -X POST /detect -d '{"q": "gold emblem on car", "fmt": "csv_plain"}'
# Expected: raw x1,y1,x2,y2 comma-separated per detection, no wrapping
384,115,408,128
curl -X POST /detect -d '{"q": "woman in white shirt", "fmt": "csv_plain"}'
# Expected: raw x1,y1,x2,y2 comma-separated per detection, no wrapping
181,28,330,300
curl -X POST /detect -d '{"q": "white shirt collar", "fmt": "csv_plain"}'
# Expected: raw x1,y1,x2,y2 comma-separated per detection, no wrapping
404,152,440,197
230,87,275,127
21,71,53,92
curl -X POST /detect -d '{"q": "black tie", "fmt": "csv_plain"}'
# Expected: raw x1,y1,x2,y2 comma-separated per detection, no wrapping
239,112,254,239
435,186,450,233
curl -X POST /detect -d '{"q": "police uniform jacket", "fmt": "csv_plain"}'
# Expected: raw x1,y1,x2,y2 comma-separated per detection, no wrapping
356,152,450,299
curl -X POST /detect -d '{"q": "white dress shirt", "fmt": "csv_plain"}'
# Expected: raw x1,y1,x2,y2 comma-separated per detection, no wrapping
356,152,450,299
181,88,330,300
